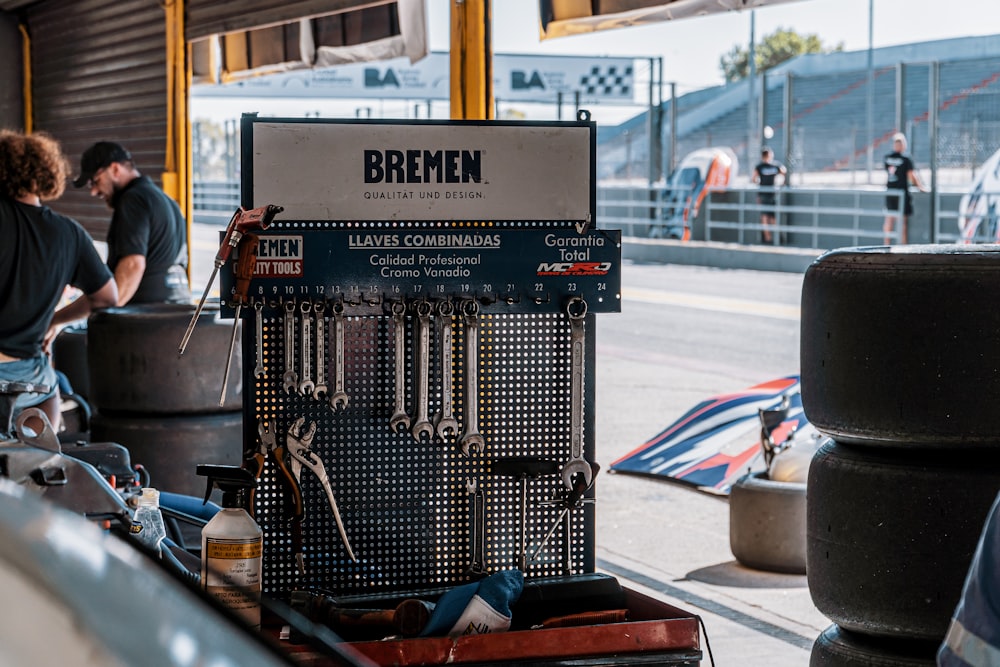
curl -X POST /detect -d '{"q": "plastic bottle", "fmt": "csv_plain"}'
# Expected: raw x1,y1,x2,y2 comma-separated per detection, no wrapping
197,464,263,630
130,487,166,557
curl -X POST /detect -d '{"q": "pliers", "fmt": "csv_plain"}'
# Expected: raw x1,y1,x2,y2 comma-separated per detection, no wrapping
286,417,358,563
246,418,306,576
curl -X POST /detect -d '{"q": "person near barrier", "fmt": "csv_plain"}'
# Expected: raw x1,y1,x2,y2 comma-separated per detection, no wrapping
72,141,190,307
883,132,928,245
0,130,118,427
938,491,1000,666
752,147,787,245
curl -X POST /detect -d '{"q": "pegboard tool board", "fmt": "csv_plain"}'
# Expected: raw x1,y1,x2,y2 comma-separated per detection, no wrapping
229,114,620,600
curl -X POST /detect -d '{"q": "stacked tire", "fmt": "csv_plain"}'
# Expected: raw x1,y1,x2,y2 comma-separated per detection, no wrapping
87,303,244,498
800,246,1000,665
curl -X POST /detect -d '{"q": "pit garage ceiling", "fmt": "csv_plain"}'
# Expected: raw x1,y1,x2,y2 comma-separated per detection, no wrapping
0,0,414,236
538,0,803,38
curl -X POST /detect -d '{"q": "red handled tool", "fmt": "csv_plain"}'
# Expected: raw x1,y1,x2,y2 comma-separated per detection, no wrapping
178,203,283,355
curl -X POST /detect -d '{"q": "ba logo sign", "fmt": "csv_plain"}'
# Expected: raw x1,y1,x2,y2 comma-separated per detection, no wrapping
365,68,400,88
511,70,545,91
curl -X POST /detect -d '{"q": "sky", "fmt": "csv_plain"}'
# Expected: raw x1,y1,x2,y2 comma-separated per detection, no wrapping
464,0,1000,93
191,0,1000,123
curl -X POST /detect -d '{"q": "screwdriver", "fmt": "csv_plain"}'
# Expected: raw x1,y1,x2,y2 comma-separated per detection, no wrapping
219,232,259,406
178,204,283,356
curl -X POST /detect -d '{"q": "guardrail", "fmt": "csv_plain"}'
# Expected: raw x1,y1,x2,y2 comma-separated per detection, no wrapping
706,188,898,247
198,179,990,250
192,181,239,225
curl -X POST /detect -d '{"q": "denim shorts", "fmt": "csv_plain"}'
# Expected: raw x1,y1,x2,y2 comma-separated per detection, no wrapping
0,353,58,411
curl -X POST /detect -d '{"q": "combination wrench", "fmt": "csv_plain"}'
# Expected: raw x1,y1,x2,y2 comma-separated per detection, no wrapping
253,300,265,379
389,301,410,433
298,301,315,396
312,302,328,401
411,300,434,441
466,478,487,576
329,301,349,411
432,300,459,440
282,300,298,394
561,297,593,490
458,300,484,456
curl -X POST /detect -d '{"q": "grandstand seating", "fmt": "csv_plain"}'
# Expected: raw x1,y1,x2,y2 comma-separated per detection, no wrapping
598,35,1000,183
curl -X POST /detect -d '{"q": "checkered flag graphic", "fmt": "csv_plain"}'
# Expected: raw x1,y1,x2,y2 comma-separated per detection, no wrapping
579,65,633,98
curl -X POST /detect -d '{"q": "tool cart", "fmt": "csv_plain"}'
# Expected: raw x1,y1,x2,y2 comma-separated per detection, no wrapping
220,112,703,665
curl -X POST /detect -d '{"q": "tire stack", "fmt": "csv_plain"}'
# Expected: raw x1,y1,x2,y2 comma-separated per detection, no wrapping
800,246,1000,665
87,303,244,498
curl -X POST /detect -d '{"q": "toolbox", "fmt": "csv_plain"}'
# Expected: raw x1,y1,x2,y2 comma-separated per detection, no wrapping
223,114,702,664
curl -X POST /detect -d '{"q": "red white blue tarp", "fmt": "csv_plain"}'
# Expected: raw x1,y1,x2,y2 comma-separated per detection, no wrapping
610,375,807,495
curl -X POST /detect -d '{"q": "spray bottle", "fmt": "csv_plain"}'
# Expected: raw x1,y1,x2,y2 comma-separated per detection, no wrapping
197,464,263,630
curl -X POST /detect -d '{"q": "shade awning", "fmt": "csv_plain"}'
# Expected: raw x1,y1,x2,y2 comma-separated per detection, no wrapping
539,0,803,39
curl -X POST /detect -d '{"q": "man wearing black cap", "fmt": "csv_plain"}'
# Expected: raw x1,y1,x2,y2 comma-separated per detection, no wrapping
74,141,190,305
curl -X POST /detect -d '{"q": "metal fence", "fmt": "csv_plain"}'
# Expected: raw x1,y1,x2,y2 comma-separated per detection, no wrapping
197,178,997,250
596,183,995,250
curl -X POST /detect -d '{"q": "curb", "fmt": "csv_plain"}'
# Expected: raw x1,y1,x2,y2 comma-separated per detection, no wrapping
622,237,822,274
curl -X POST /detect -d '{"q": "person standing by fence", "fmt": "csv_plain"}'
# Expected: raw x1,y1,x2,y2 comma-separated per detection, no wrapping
883,132,928,245
752,148,787,244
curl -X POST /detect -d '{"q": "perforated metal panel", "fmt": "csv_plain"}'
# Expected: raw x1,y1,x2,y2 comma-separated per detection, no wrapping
238,222,598,600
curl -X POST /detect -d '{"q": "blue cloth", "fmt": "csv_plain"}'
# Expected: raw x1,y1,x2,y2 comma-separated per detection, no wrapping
938,491,1000,666
159,491,221,522
421,569,524,637
0,353,58,410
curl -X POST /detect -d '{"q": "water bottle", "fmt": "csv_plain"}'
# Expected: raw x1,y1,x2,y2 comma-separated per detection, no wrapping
131,487,166,557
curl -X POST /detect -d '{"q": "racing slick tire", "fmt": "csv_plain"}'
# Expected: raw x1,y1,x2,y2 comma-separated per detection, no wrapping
91,411,243,498
729,471,807,574
810,625,939,666
51,323,90,400
87,303,242,414
800,245,1000,446
806,440,1000,640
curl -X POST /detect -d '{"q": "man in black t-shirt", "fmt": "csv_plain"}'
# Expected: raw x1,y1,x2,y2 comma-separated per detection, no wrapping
752,148,787,244
883,132,928,245
73,141,190,305
0,131,117,427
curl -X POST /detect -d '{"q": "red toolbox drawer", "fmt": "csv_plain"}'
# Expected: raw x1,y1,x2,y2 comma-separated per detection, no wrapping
288,587,701,666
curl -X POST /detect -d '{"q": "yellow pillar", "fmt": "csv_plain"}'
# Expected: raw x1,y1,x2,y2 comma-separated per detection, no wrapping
162,0,193,278
450,0,494,120
18,24,32,133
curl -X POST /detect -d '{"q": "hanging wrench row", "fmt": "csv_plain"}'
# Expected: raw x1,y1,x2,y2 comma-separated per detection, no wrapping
242,297,348,411
247,295,484,451
391,298,483,456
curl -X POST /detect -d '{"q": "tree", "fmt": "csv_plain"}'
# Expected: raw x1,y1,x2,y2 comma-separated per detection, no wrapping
720,28,843,83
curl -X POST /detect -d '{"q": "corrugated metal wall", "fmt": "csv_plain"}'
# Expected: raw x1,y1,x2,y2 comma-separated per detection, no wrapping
26,0,168,239
0,12,24,130
185,0,392,41
15,0,391,237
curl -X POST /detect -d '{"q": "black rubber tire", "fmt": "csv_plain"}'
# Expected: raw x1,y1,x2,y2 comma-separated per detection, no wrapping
807,440,1000,640
91,411,244,498
87,303,242,414
729,471,807,574
810,625,939,666
801,245,1000,446
52,324,90,399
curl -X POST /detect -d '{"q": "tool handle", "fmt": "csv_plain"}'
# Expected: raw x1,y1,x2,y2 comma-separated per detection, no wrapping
232,233,259,307
243,452,266,516
216,204,283,265
272,445,305,522
538,608,629,629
